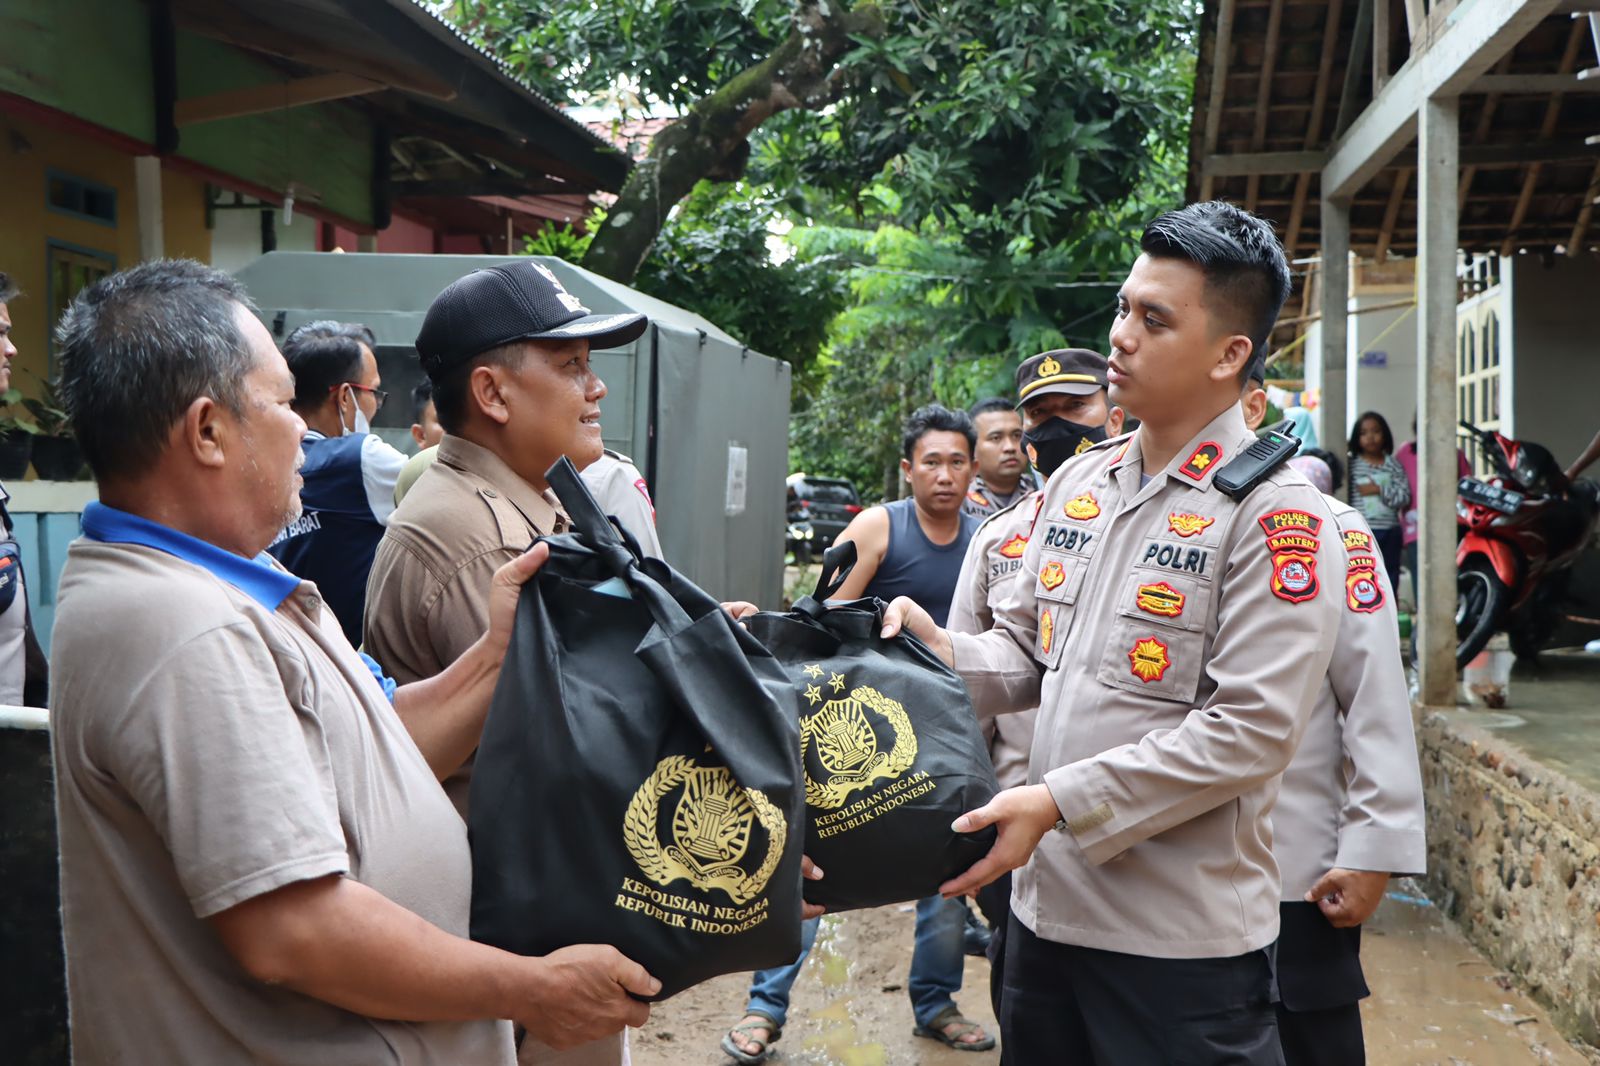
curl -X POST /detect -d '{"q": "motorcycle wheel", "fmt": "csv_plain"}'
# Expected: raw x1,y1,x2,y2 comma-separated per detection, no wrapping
1456,557,1510,669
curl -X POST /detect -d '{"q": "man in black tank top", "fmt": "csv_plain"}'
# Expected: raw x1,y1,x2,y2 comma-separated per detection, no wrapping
723,405,994,1062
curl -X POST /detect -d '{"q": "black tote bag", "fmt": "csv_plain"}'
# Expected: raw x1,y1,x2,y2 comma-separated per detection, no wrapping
468,458,804,1000
741,542,999,911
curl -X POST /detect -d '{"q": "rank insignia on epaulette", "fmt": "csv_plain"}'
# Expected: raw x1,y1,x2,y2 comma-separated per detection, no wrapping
1063,492,1100,520
1180,441,1222,480
1128,636,1171,683
1167,512,1215,538
1345,554,1384,613
998,533,1028,558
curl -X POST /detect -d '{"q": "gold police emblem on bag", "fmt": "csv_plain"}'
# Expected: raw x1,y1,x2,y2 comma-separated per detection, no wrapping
623,754,785,905
801,683,918,810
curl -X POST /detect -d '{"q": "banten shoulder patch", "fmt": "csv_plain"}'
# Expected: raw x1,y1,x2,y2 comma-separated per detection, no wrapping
1180,441,1223,480
1345,554,1384,613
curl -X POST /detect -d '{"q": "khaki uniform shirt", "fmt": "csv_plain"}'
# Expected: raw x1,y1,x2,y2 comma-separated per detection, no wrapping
1273,499,1427,900
948,492,1043,790
950,406,1342,959
51,530,512,1065
364,436,626,1066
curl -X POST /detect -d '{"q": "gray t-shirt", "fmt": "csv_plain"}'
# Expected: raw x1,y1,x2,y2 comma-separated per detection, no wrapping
51,535,513,1065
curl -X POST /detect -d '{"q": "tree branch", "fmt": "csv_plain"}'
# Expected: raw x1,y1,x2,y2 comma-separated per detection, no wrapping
581,1,885,282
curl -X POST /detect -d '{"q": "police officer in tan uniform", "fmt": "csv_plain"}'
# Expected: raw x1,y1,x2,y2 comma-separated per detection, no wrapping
1241,381,1426,1066
883,202,1340,1063
363,260,648,1066
947,348,1122,1046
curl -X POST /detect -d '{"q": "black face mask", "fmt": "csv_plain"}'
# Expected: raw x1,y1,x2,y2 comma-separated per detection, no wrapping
1024,417,1107,480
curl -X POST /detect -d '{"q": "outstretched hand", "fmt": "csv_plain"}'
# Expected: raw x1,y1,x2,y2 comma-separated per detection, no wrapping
484,543,550,657
879,596,954,665
937,784,1061,898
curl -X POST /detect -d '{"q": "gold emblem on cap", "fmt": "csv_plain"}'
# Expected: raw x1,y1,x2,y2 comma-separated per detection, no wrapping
1038,355,1062,378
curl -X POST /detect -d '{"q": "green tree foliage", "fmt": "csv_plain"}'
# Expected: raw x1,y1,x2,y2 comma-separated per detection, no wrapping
450,0,1196,496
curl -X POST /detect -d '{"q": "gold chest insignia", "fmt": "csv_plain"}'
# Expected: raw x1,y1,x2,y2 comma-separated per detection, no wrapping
623,755,784,905
1167,512,1214,538
1135,581,1185,618
1040,559,1067,590
801,684,918,810
998,533,1028,559
1040,607,1055,655
1127,636,1172,683
1063,492,1101,520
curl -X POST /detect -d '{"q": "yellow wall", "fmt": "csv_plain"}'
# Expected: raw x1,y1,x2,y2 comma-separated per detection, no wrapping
0,112,209,390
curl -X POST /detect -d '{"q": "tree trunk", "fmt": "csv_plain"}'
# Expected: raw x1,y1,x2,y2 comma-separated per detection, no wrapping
581,1,884,282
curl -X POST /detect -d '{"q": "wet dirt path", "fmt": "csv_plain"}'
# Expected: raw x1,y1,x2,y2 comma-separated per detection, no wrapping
629,882,1597,1065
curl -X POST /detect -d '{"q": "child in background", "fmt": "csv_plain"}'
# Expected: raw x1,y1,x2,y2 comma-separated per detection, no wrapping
1348,411,1410,592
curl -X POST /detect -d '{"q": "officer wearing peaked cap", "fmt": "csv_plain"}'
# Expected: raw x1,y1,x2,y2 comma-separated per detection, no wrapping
364,258,648,1066
883,201,1341,1064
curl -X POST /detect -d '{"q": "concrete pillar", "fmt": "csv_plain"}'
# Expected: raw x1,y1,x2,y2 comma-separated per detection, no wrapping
134,155,164,261
1318,195,1351,450
1416,95,1460,706
356,233,378,254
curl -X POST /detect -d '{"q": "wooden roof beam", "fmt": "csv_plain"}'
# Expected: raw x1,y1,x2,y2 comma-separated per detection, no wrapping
1500,19,1589,253
1287,0,1347,255
1323,0,1565,200
1565,159,1600,252
1246,0,1288,212
1375,167,1413,259
174,73,383,128
1473,71,1600,91
1199,0,1239,201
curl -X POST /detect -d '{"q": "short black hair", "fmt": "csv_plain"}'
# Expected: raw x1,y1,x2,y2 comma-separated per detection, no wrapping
282,320,375,413
903,403,975,461
55,259,255,482
969,397,1014,420
1348,410,1395,457
0,271,18,303
1140,201,1291,372
411,378,434,423
1303,446,1345,494
430,341,528,436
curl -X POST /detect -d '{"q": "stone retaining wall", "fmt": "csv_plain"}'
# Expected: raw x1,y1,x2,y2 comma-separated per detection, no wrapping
1419,709,1600,1046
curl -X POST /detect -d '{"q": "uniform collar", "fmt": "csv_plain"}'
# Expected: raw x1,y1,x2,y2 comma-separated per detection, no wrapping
436,434,566,533
1112,406,1251,492
81,501,300,610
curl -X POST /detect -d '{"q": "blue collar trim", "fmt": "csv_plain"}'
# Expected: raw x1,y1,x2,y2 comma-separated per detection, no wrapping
81,502,300,610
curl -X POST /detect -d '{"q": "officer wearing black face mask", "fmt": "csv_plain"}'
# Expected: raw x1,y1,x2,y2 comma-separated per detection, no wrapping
944,346,1120,1049
1018,349,1120,483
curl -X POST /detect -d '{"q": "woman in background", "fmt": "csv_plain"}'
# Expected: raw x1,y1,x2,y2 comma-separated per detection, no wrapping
1347,411,1410,591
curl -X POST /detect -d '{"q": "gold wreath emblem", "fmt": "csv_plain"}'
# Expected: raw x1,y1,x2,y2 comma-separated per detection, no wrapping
622,755,785,905
800,685,918,810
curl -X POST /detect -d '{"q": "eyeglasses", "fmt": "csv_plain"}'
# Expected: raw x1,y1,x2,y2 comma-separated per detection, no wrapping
333,382,388,411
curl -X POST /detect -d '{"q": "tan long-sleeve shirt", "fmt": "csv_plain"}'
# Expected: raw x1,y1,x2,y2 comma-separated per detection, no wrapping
949,405,1342,959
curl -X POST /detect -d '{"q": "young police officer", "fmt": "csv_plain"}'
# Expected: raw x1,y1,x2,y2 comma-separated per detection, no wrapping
1241,376,1426,1066
883,201,1341,1063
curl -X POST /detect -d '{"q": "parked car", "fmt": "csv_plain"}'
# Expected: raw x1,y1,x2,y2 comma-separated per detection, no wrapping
786,474,863,563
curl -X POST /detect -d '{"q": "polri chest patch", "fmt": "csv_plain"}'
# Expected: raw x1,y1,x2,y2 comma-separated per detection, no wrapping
1139,540,1211,575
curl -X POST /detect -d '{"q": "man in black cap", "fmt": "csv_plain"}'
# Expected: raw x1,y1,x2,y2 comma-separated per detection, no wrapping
362,260,646,1066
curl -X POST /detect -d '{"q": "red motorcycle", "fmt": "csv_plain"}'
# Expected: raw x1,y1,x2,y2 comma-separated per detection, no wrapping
1455,421,1600,667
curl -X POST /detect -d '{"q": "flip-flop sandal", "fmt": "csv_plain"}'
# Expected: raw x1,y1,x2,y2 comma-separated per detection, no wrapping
913,1006,997,1052
721,1015,783,1064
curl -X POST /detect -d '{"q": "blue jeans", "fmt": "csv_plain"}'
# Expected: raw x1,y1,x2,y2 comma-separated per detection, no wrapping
744,897,966,1030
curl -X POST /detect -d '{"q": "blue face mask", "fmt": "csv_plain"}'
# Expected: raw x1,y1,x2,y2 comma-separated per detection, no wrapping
1023,418,1106,480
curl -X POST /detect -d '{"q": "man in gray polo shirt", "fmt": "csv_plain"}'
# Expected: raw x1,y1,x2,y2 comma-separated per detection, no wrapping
49,259,658,1064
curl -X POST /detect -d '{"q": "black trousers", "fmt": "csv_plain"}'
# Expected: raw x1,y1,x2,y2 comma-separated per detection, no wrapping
973,876,1013,1064
1000,914,1285,1065
1274,902,1368,1066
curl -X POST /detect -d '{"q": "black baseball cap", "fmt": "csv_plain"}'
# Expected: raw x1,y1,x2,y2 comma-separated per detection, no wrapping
414,260,648,377
1016,348,1108,405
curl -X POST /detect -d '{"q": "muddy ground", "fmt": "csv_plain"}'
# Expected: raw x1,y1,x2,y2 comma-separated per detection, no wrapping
629,880,1597,1066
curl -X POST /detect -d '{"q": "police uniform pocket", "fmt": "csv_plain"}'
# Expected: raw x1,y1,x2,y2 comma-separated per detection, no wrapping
1095,615,1204,704
1113,570,1214,633
1031,551,1083,671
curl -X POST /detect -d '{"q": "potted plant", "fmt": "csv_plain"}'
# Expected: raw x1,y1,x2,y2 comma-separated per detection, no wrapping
23,376,85,481
0,389,37,480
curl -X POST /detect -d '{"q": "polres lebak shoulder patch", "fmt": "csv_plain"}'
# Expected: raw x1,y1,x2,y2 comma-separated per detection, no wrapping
1180,441,1223,480
1345,553,1384,613
1259,509,1324,538
1261,507,1324,603
1342,528,1373,552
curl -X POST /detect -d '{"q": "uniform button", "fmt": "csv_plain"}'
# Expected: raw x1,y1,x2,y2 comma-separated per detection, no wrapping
484,489,498,498
306,596,320,612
